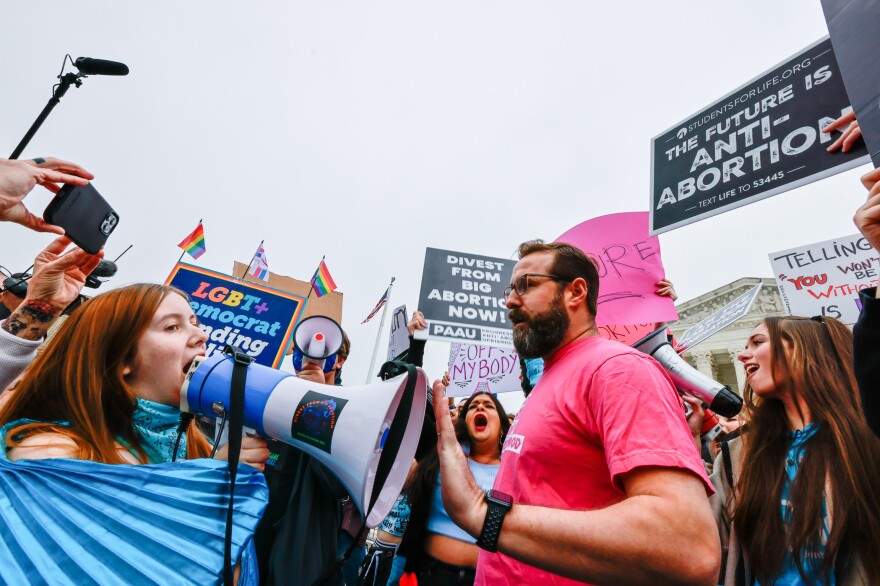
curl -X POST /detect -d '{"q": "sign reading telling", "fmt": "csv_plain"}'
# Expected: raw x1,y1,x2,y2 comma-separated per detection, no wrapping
417,248,514,347
167,263,307,367
675,284,762,351
386,305,410,361
446,343,522,397
557,212,677,326
769,233,878,325
650,37,870,235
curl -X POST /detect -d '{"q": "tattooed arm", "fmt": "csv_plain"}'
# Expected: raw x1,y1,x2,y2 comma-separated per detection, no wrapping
2,236,103,339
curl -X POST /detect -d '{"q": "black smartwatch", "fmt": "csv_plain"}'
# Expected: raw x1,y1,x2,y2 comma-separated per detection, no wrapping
476,489,513,552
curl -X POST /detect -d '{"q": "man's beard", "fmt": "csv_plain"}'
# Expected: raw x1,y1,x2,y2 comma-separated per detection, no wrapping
509,293,570,359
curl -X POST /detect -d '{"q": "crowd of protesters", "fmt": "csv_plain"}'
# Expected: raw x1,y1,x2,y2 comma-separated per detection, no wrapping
0,123,879,586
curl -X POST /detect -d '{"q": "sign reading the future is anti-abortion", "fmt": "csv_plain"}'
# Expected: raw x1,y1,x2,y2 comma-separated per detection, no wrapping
769,234,878,325
167,263,308,367
650,37,869,235
417,248,514,347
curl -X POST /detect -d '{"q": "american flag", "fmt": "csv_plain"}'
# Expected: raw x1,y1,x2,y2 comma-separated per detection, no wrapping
248,244,269,280
361,287,390,324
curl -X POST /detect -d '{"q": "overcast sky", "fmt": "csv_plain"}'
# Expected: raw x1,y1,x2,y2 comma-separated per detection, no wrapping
1,2,871,413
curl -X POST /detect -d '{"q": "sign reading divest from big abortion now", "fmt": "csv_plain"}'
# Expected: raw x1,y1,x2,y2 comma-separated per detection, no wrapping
769,234,878,325
166,263,308,367
417,248,514,347
650,37,870,235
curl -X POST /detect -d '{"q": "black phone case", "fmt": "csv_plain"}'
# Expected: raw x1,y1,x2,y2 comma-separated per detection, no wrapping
43,183,119,254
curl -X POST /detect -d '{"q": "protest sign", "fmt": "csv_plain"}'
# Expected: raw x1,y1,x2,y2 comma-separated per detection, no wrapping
769,233,878,324
650,37,870,235
675,284,762,351
168,263,307,367
557,212,678,326
417,248,514,347
386,305,410,361
446,343,521,397
597,323,658,347
822,0,880,166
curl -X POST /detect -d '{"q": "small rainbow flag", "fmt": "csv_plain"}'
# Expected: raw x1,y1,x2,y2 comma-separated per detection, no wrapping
177,223,206,259
311,260,337,297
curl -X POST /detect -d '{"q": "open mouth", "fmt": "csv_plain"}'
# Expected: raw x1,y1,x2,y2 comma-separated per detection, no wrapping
474,413,488,431
744,364,759,378
183,355,205,375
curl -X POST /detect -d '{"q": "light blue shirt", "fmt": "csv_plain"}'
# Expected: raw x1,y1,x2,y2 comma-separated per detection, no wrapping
426,459,499,542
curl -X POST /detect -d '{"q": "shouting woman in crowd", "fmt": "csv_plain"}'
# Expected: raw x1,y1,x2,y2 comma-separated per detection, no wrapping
397,390,510,586
711,315,880,585
0,283,268,584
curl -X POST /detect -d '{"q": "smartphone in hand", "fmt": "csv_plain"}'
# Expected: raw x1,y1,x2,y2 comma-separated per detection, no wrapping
43,183,119,254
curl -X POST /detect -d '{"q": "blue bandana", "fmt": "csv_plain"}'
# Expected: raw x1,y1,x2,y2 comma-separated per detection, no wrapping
132,398,186,463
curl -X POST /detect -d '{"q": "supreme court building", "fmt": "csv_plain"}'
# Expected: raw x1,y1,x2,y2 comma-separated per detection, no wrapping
668,277,786,396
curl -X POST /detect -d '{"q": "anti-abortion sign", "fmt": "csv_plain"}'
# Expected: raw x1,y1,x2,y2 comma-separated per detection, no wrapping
650,37,870,235
556,212,678,326
167,263,307,367
822,0,880,166
446,343,521,397
386,305,410,361
417,248,514,347
769,234,878,325
675,284,762,352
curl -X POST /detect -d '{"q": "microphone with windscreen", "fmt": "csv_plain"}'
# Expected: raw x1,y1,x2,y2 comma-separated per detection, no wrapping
10,54,130,159
73,57,129,76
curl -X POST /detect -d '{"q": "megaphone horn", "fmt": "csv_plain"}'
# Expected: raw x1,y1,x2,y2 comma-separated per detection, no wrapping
632,327,743,418
294,315,343,362
181,353,427,527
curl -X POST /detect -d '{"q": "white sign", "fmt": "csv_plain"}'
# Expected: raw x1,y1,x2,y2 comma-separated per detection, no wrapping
769,233,878,324
386,305,409,361
446,343,522,397
676,284,762,351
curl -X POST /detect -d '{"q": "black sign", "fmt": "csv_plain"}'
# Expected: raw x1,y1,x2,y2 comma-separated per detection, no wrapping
417,247,514,347
650,37,870,235
822,0,880,166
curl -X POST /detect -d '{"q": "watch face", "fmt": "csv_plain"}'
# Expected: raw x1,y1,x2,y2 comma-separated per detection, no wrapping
488,489,513,505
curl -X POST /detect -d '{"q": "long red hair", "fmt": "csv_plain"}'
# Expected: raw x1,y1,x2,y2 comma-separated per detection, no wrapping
0,284,212,463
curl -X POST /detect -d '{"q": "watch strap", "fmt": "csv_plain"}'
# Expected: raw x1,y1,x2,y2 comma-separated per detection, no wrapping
476,490,512,552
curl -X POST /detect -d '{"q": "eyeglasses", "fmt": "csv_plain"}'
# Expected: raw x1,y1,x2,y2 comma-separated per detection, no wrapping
503,273,568,300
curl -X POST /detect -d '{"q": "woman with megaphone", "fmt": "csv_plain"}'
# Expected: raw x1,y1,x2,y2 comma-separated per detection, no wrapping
0,283,269,584
709,316,880,585
397,389,511,586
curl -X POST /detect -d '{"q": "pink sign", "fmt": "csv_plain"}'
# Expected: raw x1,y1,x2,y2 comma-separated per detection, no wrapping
596,323,657,346
556,212,678,326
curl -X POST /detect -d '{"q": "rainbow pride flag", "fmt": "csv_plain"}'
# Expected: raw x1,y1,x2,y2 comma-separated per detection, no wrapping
311,260,337,297
177,223,206,259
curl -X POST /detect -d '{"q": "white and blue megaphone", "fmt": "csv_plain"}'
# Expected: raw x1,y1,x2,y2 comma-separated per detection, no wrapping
293,315,344,372
633,327,743,418
181,352,427,527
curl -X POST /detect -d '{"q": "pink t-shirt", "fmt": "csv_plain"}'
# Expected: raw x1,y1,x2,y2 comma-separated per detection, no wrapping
476,336,713,586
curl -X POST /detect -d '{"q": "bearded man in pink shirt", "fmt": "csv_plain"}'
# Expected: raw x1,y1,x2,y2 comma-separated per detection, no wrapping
431,240,721,586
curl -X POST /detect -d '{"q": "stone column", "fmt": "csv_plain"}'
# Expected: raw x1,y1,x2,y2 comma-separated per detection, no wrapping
691,349,716,380
729,350,746,395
